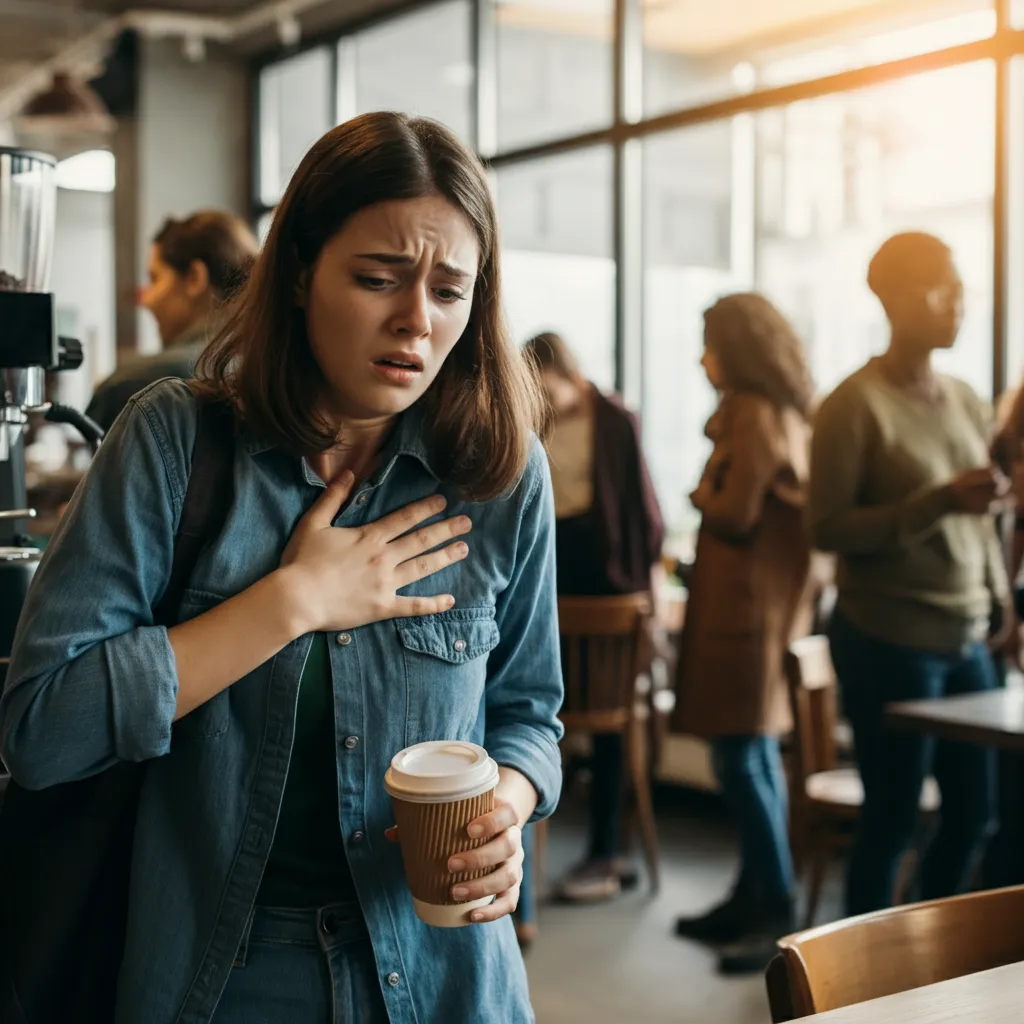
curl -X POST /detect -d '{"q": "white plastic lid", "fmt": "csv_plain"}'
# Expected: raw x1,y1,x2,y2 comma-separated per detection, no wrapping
383,741,499,804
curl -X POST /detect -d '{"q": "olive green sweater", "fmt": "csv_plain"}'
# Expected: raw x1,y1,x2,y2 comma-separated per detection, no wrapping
809,359,1008,652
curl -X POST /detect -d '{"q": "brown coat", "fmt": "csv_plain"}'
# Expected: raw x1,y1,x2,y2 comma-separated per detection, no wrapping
672,391,812,738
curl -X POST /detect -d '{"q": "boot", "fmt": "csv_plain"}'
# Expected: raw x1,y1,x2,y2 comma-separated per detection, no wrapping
717,891,796,976
673,879,757,944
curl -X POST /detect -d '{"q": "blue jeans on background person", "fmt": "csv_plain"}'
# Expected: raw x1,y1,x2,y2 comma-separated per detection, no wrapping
711,734,796,904
213,902,389,1024
828,611,998,917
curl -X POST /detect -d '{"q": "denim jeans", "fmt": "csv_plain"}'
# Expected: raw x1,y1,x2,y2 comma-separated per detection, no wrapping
829,612,998,916
711,734,795,902
212,902,389,1024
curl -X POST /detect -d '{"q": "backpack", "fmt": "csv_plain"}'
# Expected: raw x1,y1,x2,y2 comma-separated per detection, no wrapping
0,395,235,1024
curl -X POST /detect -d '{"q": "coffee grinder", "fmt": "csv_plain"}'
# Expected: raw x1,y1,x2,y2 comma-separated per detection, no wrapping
0,146,103,684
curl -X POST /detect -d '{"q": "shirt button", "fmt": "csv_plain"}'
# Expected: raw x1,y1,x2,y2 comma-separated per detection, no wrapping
355,492,368,506
387,971,400,987
336,632,352,646
453,638,467,653
352,830,365,843
344,735,359,750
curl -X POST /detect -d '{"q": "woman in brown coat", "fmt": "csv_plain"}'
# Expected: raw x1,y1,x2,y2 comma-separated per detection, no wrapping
672,293,814,975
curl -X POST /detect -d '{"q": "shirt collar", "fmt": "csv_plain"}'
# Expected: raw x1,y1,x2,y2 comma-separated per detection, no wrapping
240,402,438,482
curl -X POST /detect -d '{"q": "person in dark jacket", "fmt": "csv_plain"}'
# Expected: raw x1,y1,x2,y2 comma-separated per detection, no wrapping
516,331,664,935
86,210,257,432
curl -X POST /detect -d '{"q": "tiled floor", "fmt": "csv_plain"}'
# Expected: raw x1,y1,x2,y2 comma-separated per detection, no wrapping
525,787,843,1024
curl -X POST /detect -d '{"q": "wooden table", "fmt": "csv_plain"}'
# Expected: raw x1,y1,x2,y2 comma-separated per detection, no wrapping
886,685,1024,886
792,960,1024,1022
886,687,1024,752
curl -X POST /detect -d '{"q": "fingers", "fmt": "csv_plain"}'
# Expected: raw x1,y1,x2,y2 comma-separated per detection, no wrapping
394,540,470,588
371,494,449,542
464,803,519,844
467,889,519,924
389,514,473,561
384,826,399,844
302,470,355,529
392,593,457,617
448,815,520,876
450,851,523,904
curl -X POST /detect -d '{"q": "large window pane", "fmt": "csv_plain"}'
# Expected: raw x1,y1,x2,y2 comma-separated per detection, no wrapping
496,0,613,153
349,1,473,142
643,121,755,543
258,47,333,206
756,61,994,399
645,60,994,545
644,0,993,117
496,148,615,389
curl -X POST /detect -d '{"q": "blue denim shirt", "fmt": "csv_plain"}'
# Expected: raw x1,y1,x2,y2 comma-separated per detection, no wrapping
0,379,564,1024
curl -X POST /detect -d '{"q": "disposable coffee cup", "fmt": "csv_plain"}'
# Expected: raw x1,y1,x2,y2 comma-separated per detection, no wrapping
384,740,500,927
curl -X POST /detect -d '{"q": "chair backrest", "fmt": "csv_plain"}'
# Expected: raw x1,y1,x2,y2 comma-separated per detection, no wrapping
783,635,839,786
557,593,652,728
768,885,1024,1019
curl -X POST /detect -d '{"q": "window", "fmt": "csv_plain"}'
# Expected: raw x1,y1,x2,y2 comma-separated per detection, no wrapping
496,147,616,388
643,0,994,117
347,0,473,142
755,61,995,399
644,60,994,542
495,0,614,152
643,121,755,541
258,47,333,206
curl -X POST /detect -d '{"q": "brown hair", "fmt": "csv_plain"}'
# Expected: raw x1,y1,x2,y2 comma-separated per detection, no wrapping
153,210,257,301
703,292,814,416
194,112,545,502
867,231,952,309
522,331,581,381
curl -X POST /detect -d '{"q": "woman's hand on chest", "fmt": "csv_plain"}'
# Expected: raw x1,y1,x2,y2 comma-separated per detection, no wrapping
277,469,474,633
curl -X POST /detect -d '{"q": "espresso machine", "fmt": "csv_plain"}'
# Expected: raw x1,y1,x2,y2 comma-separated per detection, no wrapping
0,146,102,683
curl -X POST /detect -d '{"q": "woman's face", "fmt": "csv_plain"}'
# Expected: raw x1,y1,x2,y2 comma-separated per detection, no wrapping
885,253,964,352
139,244,209,346
700,337,727,390
302,194,480,425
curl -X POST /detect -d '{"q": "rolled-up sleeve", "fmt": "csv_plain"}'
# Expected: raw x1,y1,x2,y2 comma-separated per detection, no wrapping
484,441,564,821
0,382,193,789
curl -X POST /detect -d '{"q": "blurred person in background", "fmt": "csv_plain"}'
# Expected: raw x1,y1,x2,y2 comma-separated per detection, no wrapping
86,210,258,432
672,293,814,975
515,331,663,938
810,231,1008,919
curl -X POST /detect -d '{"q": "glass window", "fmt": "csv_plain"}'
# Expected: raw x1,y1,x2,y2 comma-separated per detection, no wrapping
349,1,473,142
495,0,614,153
643,121,755,543
755,60,994,400
496,147,616,389
258,47,333,206
643,0,994,117
645,60,995,545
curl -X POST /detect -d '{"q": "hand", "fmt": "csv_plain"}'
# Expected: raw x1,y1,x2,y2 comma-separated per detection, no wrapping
278,470,472,633
945,466,1011,515
990,594,1017,655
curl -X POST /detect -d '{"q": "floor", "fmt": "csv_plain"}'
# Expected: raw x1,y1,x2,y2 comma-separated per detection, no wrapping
525,786,844,1024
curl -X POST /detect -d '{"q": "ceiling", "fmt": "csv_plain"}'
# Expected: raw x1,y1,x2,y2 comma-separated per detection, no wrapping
0,0,408,99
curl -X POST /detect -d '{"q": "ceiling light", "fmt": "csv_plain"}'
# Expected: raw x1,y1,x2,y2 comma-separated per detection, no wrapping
55,149,115,193
16,72,115,137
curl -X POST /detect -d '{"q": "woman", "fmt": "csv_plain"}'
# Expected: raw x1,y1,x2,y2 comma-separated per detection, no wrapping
86,209,258,432
518,332,663,917
810,231,1006,919
672,293,814,975
1,113,563,1023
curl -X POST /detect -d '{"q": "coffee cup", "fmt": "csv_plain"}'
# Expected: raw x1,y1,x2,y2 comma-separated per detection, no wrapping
384,740,500,927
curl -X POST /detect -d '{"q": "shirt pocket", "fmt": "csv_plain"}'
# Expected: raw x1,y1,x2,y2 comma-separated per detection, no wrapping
396,608,499,744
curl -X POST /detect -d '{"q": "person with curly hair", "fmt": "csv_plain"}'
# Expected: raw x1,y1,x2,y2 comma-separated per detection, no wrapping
810,232,1008,919
672,292,815,974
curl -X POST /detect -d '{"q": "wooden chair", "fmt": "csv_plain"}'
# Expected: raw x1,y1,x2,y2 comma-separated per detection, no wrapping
766,884,1024,1021
784,636,939,927
554,592,660,893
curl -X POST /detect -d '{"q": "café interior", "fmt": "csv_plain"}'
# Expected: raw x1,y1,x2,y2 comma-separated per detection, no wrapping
2,1,1024,1022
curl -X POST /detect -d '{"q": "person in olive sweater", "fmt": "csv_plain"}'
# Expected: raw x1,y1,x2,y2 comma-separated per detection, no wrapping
809,231,1010,916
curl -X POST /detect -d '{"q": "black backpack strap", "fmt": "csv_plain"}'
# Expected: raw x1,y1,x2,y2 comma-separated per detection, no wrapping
152,396,235,628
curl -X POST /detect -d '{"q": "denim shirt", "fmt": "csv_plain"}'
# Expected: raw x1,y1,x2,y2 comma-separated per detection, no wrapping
0,379,564,1024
